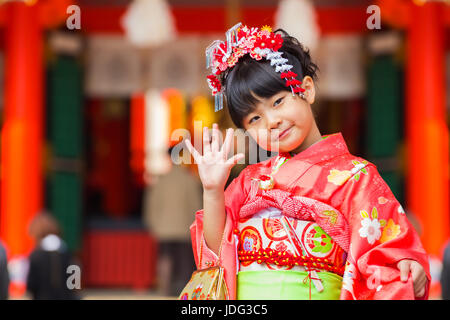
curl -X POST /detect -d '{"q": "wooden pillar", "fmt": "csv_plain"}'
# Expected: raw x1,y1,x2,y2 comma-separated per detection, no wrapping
0,1,44,296
406,1,449,257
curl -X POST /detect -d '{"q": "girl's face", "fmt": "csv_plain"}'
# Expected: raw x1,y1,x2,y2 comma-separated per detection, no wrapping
242,76,321,154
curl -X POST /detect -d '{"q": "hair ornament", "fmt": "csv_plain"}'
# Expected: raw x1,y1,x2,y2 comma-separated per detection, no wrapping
205,23,305,112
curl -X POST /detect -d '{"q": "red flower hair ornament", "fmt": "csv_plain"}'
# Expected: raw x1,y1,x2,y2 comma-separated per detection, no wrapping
206,23,305,112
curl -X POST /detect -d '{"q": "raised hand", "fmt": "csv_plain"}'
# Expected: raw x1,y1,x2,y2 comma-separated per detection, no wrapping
185,123,244,191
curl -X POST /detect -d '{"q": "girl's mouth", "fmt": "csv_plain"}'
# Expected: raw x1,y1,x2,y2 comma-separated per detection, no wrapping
278,126,293,140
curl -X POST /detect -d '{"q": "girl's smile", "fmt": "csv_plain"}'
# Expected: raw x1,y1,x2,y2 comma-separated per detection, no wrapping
278,126,293,140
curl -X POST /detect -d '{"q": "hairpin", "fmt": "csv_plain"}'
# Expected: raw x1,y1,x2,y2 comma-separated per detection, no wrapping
205,23,305,111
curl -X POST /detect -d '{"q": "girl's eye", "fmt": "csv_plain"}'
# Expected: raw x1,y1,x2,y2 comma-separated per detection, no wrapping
248,115,260,124
273,97,284,107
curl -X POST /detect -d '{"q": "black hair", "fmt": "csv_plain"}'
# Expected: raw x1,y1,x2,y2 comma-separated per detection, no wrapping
222,29,319,128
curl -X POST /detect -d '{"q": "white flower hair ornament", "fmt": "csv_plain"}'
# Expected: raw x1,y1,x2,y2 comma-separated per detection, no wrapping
205,23,306,112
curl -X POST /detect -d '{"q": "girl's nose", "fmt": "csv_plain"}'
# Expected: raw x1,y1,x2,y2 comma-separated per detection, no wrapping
267,113,282,130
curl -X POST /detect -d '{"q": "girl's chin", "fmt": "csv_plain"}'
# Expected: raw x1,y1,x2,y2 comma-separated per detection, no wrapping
269,143,303,154
263,133,305,153
277,139,305,154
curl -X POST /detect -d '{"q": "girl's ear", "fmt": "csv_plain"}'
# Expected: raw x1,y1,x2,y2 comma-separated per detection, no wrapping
301,76,316,105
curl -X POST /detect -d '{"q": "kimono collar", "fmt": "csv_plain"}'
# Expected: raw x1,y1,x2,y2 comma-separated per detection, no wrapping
275,133,350,166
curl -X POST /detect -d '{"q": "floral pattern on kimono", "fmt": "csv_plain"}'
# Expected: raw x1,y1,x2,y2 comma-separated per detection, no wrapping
332,162,430,300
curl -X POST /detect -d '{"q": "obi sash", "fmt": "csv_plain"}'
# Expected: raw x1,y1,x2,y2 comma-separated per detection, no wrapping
237,207,347,273
236,207,346,299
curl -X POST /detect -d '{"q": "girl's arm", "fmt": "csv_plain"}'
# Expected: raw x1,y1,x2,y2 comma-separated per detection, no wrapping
202,188,226,255
186,124,244,256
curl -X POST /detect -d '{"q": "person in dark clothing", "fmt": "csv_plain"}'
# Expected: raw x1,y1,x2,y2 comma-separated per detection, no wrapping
0,241,9,300
26,212,80,300
441,241,450,300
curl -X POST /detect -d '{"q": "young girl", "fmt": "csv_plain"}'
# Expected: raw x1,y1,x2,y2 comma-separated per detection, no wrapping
185,24,430,300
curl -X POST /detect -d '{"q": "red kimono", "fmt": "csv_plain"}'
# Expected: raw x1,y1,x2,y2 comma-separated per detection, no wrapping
190,133,430,299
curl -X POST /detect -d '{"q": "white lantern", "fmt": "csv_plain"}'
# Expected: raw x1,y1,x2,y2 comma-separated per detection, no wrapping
121,0,177,48
145,89,172,175
315,35,365,99
275,0,320,53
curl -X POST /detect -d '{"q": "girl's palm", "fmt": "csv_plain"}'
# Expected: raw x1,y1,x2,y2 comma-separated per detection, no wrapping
185,124,244,191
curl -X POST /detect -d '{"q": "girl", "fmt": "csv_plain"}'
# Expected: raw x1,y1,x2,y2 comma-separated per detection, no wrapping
185,24,430,300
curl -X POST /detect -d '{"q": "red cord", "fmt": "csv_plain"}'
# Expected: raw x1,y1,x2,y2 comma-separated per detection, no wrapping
238,248,345,276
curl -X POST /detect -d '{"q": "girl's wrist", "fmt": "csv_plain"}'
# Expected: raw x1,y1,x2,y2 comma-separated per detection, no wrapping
203,187,225,197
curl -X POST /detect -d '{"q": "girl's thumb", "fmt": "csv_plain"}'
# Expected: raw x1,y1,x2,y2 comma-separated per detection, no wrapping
397,260,410,282
226,153,245,166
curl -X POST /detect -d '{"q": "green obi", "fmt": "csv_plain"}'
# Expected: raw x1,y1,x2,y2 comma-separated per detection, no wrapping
237,270,342,300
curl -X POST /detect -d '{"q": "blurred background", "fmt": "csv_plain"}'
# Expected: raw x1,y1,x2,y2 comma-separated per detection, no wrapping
0,0,448,300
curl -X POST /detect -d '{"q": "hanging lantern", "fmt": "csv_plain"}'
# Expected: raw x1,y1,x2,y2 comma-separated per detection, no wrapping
121,0,177,48
130,89,173,182
145,89,172,176
275,0,320,53
315,35,365,99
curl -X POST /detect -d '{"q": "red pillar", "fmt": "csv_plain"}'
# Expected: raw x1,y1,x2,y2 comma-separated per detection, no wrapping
0,2,44,296
406,2,449,257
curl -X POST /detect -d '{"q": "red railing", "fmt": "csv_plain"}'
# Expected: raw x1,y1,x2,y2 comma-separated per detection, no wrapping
82,231,157,289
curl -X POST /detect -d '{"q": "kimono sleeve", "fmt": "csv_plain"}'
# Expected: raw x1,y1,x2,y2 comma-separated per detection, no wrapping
334,163,430,300
189,169,248,269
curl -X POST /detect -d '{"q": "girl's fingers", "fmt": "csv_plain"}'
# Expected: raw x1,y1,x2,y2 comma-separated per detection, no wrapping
415,277,427,298
411,263,427,297
222,128,234,159
185,139,201,163
411,262,425,282
397,260,428,297
416,287,425,298
203,126,211,154
414,276,427,297
225,153,245,166
211,123,220,153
